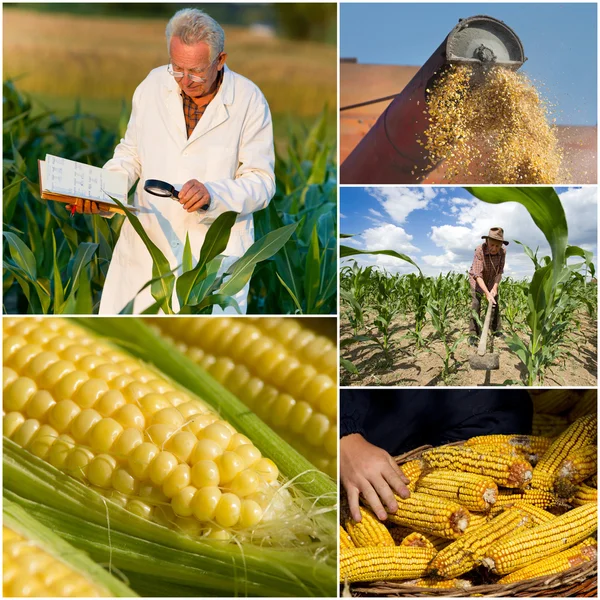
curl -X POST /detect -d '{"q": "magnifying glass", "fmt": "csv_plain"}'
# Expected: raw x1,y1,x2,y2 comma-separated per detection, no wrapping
144,179,208,210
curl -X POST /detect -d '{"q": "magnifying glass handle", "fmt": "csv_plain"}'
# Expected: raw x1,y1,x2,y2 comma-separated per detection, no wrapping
172,189,179,199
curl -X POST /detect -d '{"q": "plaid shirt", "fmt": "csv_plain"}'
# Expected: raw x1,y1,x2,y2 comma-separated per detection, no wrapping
469,243,506,293
181,69,224,139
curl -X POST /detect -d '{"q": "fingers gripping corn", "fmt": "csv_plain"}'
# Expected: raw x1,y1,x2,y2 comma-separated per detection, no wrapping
345,506,395,547
3,317,293,538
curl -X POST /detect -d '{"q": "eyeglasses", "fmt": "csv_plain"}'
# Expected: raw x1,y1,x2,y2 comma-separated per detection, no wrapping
167,57,219,83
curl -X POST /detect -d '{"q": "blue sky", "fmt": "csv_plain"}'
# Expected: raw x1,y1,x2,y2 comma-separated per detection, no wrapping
340,187,598,279
341,3,597,126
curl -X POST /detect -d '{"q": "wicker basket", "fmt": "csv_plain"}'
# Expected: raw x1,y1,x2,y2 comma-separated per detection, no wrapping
343,444,598,598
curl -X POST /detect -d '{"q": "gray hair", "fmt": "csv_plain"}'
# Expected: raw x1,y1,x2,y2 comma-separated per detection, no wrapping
166,9,225,60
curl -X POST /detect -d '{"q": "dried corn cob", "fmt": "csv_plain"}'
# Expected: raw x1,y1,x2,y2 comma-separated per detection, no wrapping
340,525,355,550
500,502,555,525
340,546,437,583
483,503,598,574
531,415,597,492
529,390,581,415
422,446,533,488
399,459,424,491
150,318,336,477
389,526,450,551
464,512,489,532
554,445,597,497
491,489,559,514
406,578,471,589
388,492,471,539
568,390,597,422
3,500,134,597
532,414,569,438
572,484,598,506
427,507,534,579
415,471,497,512
3,318,293,538
465,434,553,460
400,532,436,551
498,537,597,583
345,506,395,548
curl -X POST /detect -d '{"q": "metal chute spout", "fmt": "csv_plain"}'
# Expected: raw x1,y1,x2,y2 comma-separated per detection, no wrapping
340,15,526,184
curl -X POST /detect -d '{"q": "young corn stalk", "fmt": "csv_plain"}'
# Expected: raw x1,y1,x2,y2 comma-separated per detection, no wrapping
3,317,336,597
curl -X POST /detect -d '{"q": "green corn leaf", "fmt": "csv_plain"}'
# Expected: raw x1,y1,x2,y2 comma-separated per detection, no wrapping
340,245,422,274
176,211,237,308
51,231,64,312
304,224,321,313
276,272,303,314
182,232,193,273
112,198,175,314
219,222,298,297
3,231,37,280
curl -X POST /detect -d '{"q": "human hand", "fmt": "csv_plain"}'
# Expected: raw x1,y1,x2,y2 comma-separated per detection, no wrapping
178,179,211,213
486,291,497,305
340,433,410,523
65,199,112,217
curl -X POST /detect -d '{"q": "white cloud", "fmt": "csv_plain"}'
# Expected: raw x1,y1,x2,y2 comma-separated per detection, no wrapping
368,208,384,218
340,213,346,219
365,187,434,224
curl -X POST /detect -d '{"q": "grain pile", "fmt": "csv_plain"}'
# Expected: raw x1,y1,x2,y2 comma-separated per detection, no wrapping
339,394,597,595
422,64,566,183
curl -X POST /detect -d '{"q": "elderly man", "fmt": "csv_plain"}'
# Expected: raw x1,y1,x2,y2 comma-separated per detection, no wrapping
468,227,508,345
73,9,275,314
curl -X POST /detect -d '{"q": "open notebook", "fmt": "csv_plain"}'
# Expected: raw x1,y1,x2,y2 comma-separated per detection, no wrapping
38,154,137,215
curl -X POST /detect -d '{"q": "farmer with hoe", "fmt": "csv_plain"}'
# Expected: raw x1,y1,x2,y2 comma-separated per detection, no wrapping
339,389,532,522
468,227,508,346
68,8,275,314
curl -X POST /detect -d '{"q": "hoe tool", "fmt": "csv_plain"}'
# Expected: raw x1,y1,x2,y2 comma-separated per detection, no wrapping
469,300,500,370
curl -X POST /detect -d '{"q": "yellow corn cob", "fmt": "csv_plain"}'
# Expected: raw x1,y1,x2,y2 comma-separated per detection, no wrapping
407,578,472,589
568,390,597,422
482,503,598,575
531,415,597,492
554,445,597,497
415,471,498,512
426,507,534,579
400,532,436,551
3,525,110,597
491,489,559,514
498,538,597,584
345,506,395,548
3,317,291,537
340,546,437,583
529,390,581,415
389,526,450,551
340,525,355,550
399,459,424,491
499,502,555,525
532,413,569,438
464,434,553,461
150,318,336,477
388,492,471,539
247,318,337,379
572,483,598,506
464,512,490,532
422,446,533,488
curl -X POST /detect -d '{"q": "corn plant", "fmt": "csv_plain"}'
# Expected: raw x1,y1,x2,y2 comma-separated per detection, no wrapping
404,273,429,350
468,186,597,385
249,109,337,314
340,262,375,335
426,274,467,381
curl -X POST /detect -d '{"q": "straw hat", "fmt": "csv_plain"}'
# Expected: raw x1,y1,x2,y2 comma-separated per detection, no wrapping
482,227,509,245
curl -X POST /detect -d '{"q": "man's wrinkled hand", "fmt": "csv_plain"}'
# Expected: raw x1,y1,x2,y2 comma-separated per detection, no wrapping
340,433,410,523
65,199,112,217
178,179,211,213
486,291,497,305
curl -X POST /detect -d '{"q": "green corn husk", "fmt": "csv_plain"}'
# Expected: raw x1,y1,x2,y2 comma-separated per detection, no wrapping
4,439,336,597
3,498,137,597
75,317,337,506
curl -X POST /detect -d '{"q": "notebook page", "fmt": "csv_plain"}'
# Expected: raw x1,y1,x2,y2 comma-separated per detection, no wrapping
44,154,128,204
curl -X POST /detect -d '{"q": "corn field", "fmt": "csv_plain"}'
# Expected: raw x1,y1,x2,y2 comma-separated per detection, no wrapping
3,81,336,315
341,188,597,386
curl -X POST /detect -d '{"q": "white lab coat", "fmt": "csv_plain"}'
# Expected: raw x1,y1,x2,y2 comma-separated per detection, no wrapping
99,65,275,314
